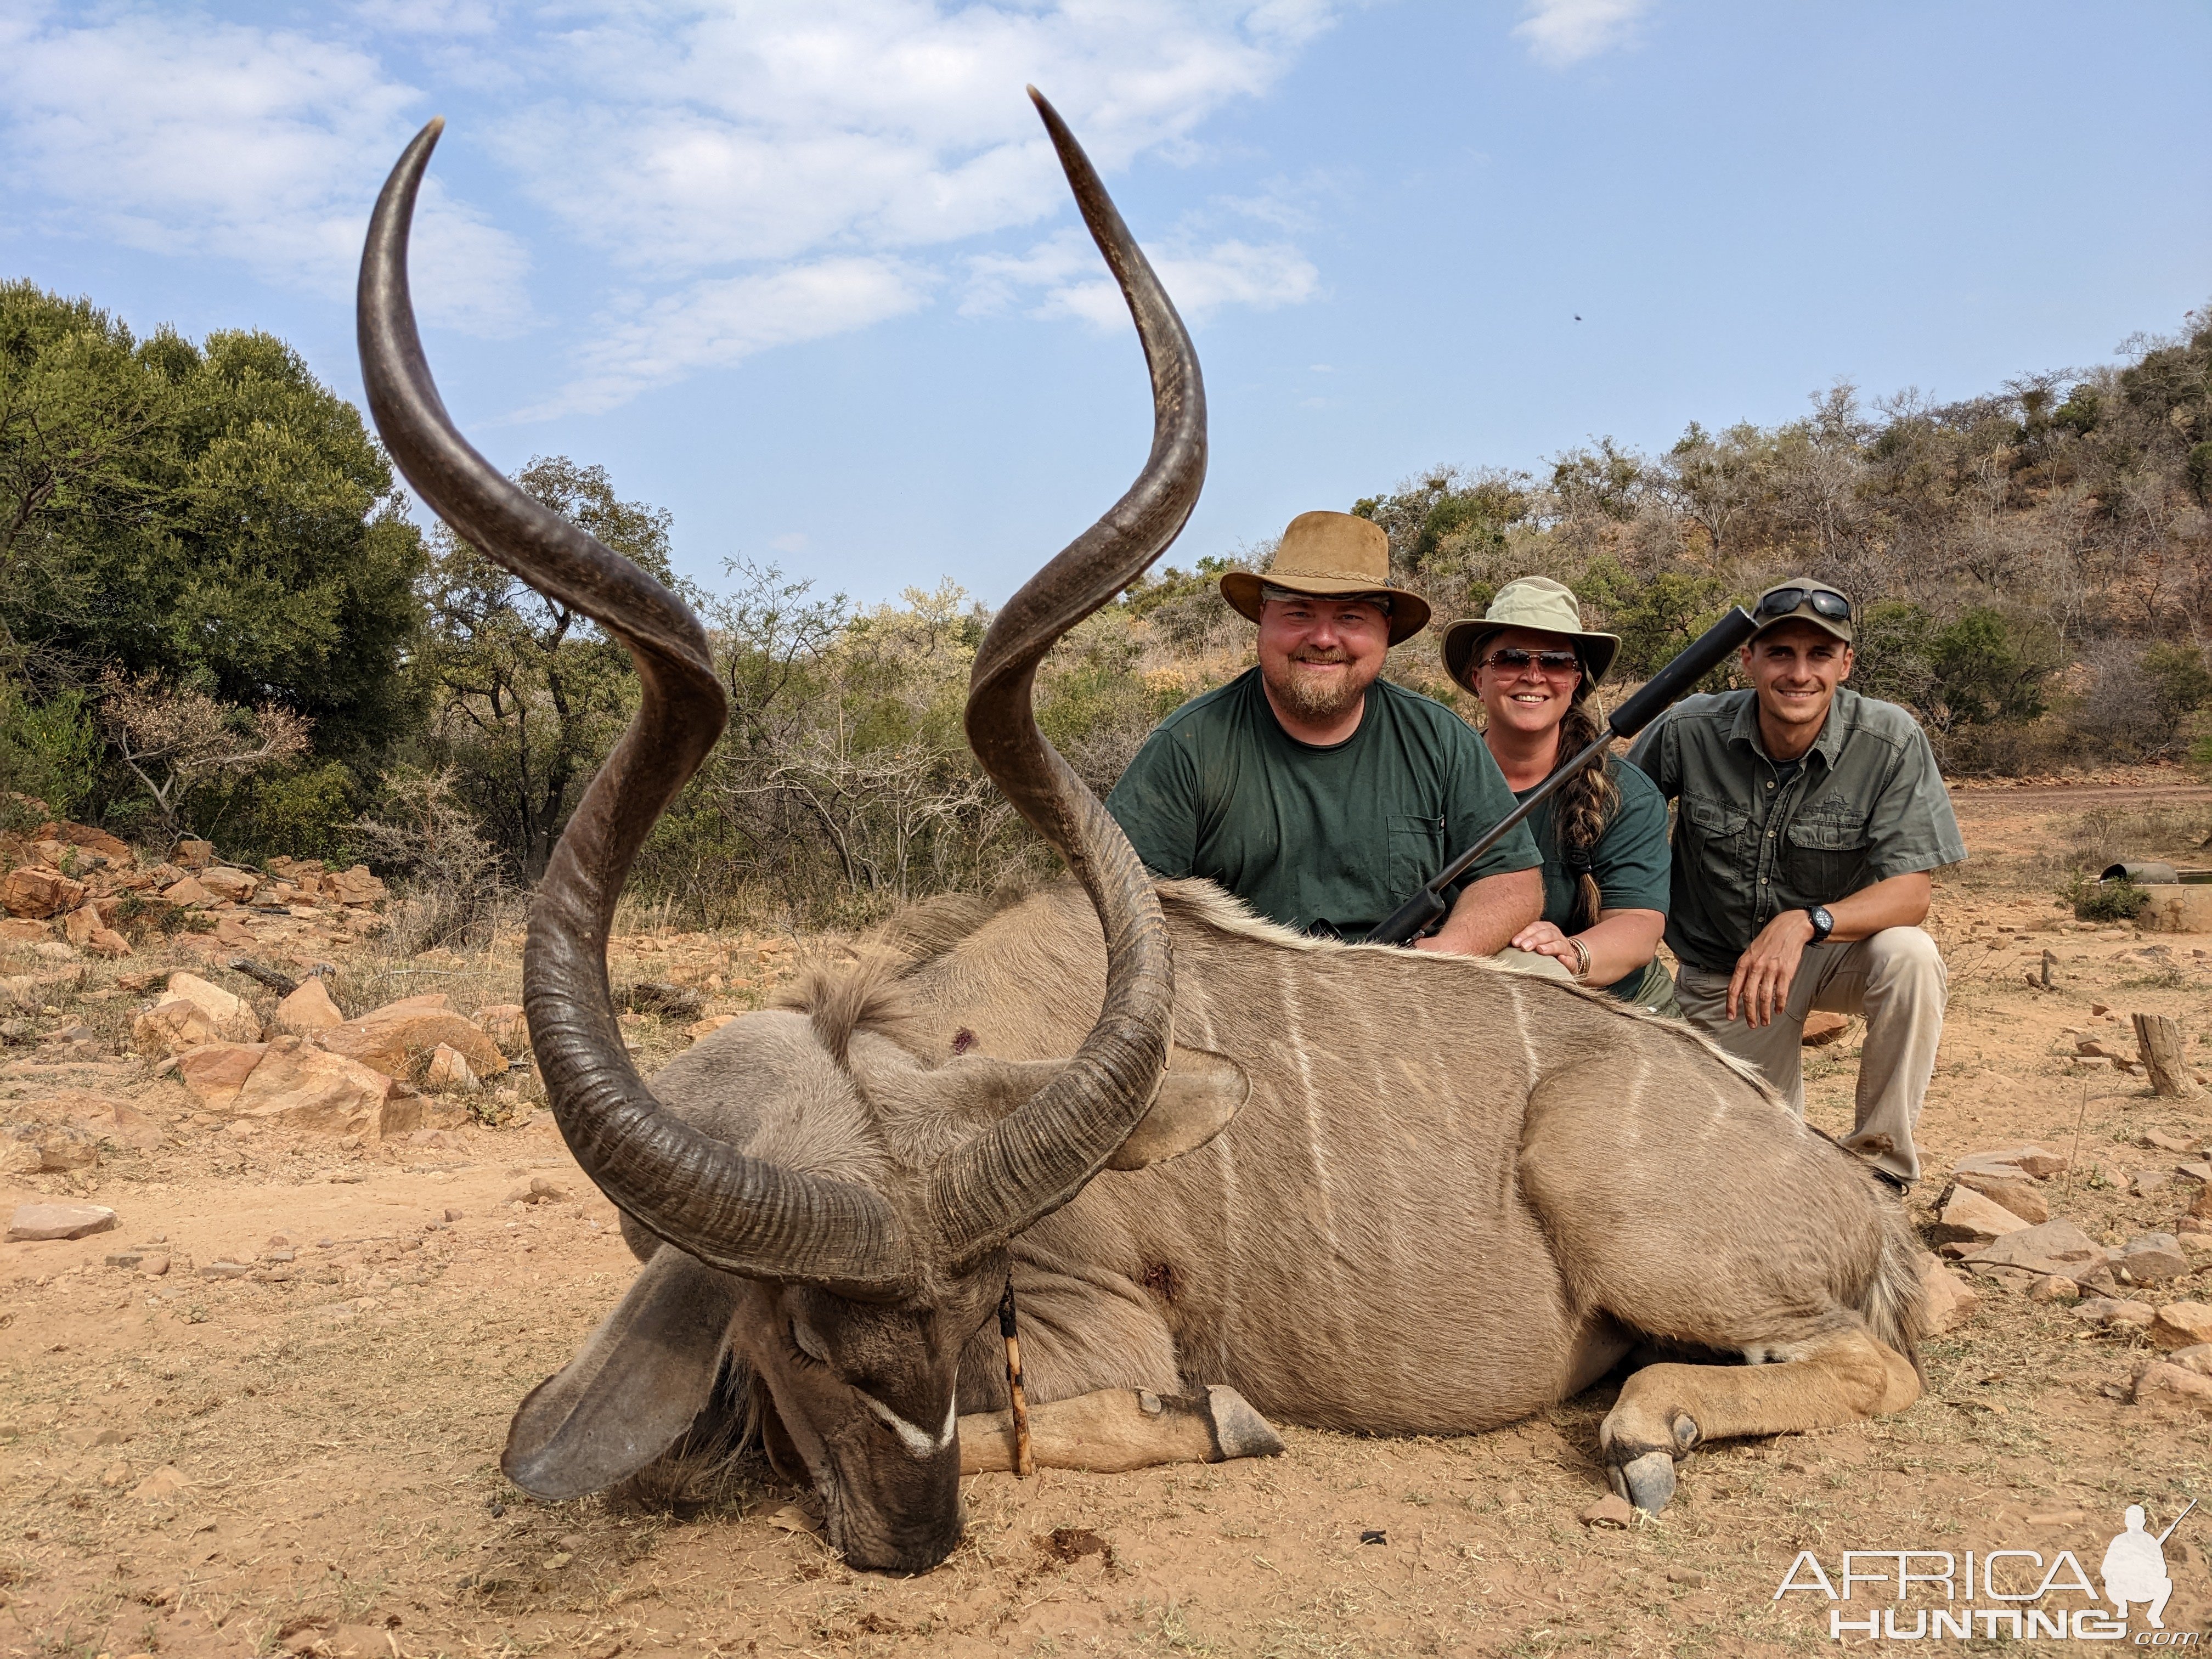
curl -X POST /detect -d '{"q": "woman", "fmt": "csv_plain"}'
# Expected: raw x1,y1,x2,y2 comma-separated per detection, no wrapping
1441,577,1677,1012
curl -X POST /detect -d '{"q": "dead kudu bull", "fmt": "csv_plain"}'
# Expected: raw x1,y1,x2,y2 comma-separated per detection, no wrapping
359,95,1926,1575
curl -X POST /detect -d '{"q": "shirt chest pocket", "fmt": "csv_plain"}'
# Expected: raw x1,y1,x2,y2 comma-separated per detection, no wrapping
1386,815,1446,894
1680,791,1751,852
1785,810,1871,894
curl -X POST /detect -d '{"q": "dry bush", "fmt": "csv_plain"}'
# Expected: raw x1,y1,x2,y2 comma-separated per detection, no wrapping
352,768,515,954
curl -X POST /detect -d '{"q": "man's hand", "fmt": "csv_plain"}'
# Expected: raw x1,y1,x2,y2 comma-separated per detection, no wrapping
1728,909,1815,1026
1414,867,1544,956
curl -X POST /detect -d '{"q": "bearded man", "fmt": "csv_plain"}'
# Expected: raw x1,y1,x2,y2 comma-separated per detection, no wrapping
1106,510,1543,952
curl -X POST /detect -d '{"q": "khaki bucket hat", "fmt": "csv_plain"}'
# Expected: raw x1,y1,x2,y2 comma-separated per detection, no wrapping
1440,577,1621,690
1218,510,1432,645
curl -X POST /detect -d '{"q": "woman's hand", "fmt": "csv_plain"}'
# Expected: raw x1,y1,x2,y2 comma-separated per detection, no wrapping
1510,920,1579,967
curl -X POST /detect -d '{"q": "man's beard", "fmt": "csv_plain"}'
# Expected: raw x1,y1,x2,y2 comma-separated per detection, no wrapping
1264,650,1375,722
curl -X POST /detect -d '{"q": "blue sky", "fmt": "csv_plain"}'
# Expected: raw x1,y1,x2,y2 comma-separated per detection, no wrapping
5,1,2208,607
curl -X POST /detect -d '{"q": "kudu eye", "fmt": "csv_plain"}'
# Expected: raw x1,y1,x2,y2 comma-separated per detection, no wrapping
791,1318,831,1365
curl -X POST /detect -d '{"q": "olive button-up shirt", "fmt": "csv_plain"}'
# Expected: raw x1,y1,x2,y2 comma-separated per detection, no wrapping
1625,686,1967,974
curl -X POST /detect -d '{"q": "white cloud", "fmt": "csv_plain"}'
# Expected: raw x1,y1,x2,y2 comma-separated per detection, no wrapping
1511,0,1652,68
534,256,932,416
496,1,1340,275
0,2,1340,407
964,227,1317,326
0,4,532,335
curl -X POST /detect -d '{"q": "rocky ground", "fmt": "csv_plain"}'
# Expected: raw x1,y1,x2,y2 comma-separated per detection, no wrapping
3,776,2211,1657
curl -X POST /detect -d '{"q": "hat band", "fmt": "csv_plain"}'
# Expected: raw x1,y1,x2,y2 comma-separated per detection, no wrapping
1261,581,1393,612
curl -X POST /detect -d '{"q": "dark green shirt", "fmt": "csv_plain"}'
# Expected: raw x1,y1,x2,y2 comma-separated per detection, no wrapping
1514,758,1672,1002
1626,686,1967,973
1105,668,1539,938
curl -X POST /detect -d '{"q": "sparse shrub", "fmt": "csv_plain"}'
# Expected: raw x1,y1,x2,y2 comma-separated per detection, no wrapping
352,768,510,953
2065,873,2151,923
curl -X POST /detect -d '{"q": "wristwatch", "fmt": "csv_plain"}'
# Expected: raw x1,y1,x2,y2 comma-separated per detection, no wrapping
1805,905,1835,945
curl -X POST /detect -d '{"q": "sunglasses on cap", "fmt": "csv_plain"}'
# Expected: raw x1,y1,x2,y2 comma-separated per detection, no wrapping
1754,585,1852,622
1480,647,1582,676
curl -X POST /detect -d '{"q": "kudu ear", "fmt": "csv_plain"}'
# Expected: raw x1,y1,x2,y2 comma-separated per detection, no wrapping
1107,1046,1248,1169
855,1036,1246,1171
503,1245,745,1501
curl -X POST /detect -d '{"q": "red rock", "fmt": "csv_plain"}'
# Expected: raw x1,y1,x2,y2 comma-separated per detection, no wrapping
686,1013,735,1042
160,876,212,906
198,867,258,902
273,976,343,1035
2026,1274,2078,1303
7,1200,119,1240
3,866,87,918
213,915,256,947
1920,1259,1977,1333
506,1176,569,1205
46,1090,166,1150
2074,1296,2155,1331
1930,1184,2029,1246
2151,1302,2212,1350
2,1122,98,1172
1954,1145,2068,1181
1953,1170,2050,1223
422,1042,479,1093
320,994,506,1081
474,1003,528,1053
232,1039,404,1139
324,865,387,907
172,838,213,868
175,1042,268,1110
2134,1362,2212,1418
1579,1493,1634,1528
35,820,133,863
84,926,131,958
0,917,50,943
2118,1235,2190,1285
1801,1011,1851,1046
1960,1219,2104,1275
62,903,98,946
133,972,261,1053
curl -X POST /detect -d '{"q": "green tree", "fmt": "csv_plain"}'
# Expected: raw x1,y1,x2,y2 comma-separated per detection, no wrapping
1,284,426,767
416,456,681,880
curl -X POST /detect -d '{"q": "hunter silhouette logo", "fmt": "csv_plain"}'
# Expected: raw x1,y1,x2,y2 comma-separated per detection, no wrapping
1773,1498,2198,1640
2103,1500,2192,1630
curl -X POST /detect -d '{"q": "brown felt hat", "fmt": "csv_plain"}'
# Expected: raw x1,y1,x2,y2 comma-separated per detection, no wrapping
1440,577,1620,691
1217,511,1432,645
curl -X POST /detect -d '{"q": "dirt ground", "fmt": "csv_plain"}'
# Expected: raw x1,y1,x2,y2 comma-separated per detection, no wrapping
5,775,2212,1658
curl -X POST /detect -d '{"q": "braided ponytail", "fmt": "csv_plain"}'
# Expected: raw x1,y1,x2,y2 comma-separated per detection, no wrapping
1551,685,1618,933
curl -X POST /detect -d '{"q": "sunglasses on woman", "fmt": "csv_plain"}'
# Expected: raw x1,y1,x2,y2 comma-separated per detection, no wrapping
1481,647,1582,676
1753,585,1852,622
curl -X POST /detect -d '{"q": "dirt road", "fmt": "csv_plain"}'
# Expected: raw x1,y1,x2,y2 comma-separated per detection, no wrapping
5,783,2210,1656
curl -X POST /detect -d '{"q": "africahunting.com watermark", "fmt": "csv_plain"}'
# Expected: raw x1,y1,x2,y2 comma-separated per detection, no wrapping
1773,1501,2198,1643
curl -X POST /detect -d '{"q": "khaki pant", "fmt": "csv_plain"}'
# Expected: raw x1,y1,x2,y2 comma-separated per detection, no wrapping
1674,928,1946,1184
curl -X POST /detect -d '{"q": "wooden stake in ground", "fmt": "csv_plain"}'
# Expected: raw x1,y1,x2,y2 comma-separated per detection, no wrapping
2131,1012,2204,1099
998,1277,1035,1477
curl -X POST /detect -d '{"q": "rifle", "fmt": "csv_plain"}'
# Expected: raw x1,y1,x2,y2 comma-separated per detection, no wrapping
1364,605,1760,947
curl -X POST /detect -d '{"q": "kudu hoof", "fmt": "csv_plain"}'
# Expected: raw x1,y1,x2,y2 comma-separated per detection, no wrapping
1609,1450,1678,1514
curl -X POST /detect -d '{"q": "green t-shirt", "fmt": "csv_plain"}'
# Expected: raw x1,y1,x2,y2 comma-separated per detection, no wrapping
1514,758,1672,1004
1104,668,1539,939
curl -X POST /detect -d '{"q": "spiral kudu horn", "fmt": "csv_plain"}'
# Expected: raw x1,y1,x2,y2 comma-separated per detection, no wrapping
930,89,1206,1261
358,119,914,1296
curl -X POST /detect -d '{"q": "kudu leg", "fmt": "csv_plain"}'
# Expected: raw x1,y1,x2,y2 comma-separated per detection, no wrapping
1598,1329,1920,1511
958,1386,1283,1476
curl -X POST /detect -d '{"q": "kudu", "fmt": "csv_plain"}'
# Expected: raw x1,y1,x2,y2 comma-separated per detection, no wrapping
358,94,1927,1576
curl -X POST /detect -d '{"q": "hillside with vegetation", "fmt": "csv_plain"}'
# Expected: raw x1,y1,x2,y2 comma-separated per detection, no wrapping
4,275,2208,929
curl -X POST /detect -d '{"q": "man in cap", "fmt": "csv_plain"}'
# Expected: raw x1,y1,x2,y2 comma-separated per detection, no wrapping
1105,510,1543,952
1627,579,1966,1187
